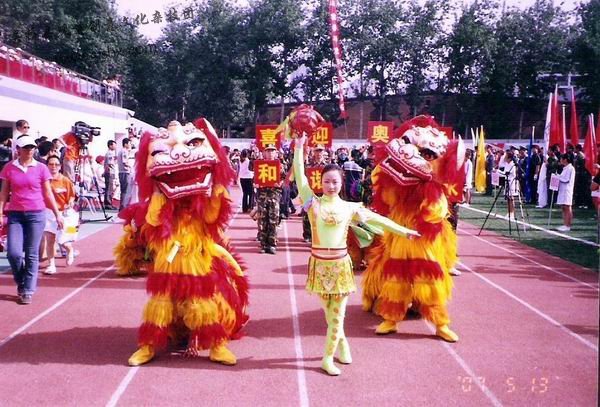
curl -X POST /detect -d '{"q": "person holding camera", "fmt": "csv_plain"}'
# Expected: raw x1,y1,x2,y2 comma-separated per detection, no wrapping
104,140,118,209
0,135,64,304
60,131,82,183
497,150,520,221
118,138,133,211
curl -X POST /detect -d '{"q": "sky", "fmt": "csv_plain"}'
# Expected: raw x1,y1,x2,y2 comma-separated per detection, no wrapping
115,0,581,40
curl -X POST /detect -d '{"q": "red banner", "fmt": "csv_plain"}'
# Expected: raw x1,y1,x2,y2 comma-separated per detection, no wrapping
253,160,281,187
440,127,454,140
308,123,333,149
255,125,281,151
367,121,393,145
306,166,324,194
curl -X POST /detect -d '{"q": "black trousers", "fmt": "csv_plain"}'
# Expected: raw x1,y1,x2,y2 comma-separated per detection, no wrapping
240,178,254,213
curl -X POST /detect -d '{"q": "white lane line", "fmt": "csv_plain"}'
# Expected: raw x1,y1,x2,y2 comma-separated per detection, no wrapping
458,261,598,352
460,227,599,291
460,204,599,248
106,205,243,406
283,220,310,407
0,265,115,349
106,367,139,407
424,321,504,407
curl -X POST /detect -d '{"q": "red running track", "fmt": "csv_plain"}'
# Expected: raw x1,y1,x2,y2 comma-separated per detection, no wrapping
0,187,597,406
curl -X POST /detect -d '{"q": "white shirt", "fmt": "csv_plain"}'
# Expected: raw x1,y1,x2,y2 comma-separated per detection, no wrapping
238,159,254,179
464,159,473,188
557,163,575,205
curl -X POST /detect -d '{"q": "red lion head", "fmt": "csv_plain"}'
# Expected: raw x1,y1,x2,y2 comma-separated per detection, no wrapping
122,118,236,242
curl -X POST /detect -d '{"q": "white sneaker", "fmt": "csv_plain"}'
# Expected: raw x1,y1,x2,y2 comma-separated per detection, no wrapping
44,263,57,275
66,249,75,266
557,225,571,232
449,268,462,276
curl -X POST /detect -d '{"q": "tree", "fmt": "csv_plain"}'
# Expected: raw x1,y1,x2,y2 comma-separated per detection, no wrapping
572,0,600,112
343,0,406,120
445,0,497,135
402,0,450,118
0,0,141,80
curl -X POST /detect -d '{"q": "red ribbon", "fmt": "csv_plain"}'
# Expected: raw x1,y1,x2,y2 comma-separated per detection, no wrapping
329,0,348,119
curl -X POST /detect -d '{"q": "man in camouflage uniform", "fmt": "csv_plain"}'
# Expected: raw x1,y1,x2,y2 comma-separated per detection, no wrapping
302,144,326,243
256,144,284,255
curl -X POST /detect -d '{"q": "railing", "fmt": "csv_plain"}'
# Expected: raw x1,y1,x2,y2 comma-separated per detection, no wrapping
0,42,122,107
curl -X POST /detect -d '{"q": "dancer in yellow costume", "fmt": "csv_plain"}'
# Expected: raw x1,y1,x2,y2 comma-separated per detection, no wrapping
293,131,418,376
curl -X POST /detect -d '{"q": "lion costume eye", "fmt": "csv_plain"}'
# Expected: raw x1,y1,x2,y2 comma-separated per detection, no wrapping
187,138,203,147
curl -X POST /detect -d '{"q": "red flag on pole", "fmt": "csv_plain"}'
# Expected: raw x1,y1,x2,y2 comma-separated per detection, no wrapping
561,104,567,152
569,87,579,147
584,114,597,176
550,87,567,154
549,88,561,151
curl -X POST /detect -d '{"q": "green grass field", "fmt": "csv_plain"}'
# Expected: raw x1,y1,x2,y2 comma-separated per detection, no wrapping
459,191,599,271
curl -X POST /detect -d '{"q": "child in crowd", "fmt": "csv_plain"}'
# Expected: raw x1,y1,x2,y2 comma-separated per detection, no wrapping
43,155,76,274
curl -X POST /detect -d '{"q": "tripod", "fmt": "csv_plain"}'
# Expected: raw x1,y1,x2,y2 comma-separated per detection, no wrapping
73,145,112,223
478,168,530,237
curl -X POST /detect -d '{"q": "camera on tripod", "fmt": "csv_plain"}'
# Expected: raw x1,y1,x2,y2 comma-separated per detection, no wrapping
71,121,100,146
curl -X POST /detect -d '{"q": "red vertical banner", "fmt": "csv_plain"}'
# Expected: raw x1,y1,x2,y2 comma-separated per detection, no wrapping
440,127,454,140
255,125,281,151
253,160,281,187
328,0,348,119
308,123,333,149
569,88,579,147
584,114,597,176
367,121,393,145
306,166,324,194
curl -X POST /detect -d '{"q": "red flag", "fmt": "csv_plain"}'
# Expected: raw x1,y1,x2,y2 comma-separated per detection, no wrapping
569,88,579,147
584,114,597,176
549,89,561,151
550,88,567,154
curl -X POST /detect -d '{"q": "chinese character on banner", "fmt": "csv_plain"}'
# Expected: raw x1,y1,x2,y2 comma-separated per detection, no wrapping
440,127,454,139
367,121,393,145
306,167,324,194
254,160,281,188
308,123,333,149
255,125,281,151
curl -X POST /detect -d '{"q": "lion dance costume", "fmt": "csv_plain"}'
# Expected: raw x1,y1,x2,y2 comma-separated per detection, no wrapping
281,105,417,375
362,116,464,342
115,119,249,366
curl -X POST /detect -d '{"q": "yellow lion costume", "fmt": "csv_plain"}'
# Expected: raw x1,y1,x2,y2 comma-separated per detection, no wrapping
362,116,464,342
115,119,249,366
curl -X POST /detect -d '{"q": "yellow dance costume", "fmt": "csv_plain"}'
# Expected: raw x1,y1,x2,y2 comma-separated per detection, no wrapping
293,141,415,375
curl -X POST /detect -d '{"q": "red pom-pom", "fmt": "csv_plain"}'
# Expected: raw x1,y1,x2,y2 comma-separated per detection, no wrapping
289,104,325,137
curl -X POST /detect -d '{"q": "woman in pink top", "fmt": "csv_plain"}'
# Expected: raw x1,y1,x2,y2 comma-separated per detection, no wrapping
0,135,63,304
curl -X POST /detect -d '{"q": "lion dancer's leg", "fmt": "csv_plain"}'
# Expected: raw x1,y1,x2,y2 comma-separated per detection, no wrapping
320,295,351,376
182,297,237,365
129,295,174,366
416,282,458,343
374,277,412,334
